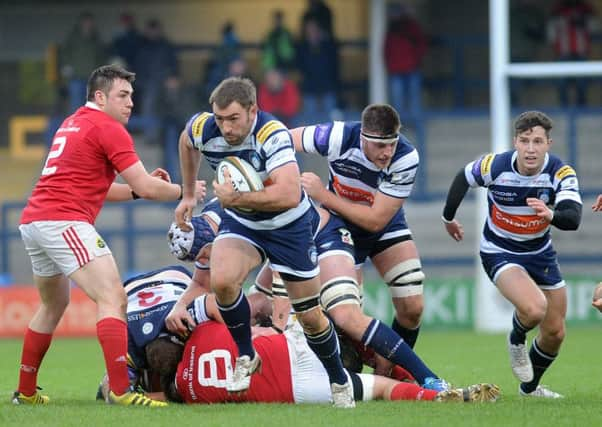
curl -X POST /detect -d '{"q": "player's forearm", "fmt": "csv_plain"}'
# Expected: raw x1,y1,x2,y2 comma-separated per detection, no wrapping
179,134,201,198
231,182,301,211
551,200,582,230
106,183,134,201
319,190,386,233
135,179,182,201
442,168,470,221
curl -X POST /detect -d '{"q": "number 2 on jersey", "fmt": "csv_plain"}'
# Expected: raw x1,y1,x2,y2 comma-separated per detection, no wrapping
42,136,67,176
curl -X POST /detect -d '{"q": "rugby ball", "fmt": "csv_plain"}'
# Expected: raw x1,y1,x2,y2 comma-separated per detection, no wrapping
216,157,264,213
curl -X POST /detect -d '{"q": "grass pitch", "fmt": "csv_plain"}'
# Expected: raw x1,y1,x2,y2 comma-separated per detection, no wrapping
2,328,602,427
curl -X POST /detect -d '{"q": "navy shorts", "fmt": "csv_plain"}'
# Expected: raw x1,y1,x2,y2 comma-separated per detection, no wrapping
344,208,412,265
217,212,319,279
315,214,354,261
480,246,565,290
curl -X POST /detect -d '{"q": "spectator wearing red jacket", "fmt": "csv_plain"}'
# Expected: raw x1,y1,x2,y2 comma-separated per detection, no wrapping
383,4,428,118
258,68,301,126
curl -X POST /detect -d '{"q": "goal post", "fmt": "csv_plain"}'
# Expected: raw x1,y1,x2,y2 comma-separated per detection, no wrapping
476,0,602,332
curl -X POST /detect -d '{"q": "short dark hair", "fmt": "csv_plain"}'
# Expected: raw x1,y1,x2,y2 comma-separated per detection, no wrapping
361,104,402,137
145,337,184,403
209,77,257,110
87,64,135,101
513,110,553,138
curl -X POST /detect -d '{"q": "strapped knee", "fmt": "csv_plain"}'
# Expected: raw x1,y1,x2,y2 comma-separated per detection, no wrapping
319,276,361,312
383,259,425,298
290,293,321,314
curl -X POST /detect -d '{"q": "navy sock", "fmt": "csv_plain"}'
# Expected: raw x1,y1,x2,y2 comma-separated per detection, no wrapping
510,311,532,345
216,290,254,357
391,317,420,349
520,339,557,394
305,321,348,385
362,319,436,384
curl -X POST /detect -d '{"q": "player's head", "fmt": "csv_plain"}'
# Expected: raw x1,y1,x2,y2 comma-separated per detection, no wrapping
512,110,553,175
145,336,184,403
87,64,135,125
209,77,258,146
360,104,401,169
167,215,217,265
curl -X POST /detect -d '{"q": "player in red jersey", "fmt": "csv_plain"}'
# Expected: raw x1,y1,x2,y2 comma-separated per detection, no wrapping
13,64,205,407
143,318,499,405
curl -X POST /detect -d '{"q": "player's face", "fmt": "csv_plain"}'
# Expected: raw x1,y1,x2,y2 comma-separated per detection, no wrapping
97,78,134,125
362,138,397,169
213,101,257,146
513,125,551,176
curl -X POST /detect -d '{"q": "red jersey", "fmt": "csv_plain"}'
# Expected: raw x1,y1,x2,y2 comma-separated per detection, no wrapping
176,321,294,404
20,104,139,225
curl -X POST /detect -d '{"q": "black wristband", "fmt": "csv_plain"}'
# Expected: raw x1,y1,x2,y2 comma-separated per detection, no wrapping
131,190,141,200
271,325,283,334
178,184,183,200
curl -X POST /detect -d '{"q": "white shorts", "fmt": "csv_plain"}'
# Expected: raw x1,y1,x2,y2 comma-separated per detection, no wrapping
19,221,112,277
285,322,353,404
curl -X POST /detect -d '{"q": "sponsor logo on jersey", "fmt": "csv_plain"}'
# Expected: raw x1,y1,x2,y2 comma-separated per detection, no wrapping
555,165,576,181
256,120,286,144
142,322,154,335
332,176,374,204
191,112,211,139
537,189,551,204
491,204,548,234
480,153,495,176
309,244,318,265
491,190,518,202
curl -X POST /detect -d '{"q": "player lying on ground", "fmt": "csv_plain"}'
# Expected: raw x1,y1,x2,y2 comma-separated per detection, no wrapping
97,266,500,405
168,200,450,391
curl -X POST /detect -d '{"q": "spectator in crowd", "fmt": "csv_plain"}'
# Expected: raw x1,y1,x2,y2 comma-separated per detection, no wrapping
509,0,547,106
383,3,428,119
547,0,599,106
59,11,107,114
302,0,334,39
261,10,297,73
203,21,243,101
296,18,340,121
258,68,301,126
157,75,196,182
133,18,178,142
133,18,179,116
110,13,143,71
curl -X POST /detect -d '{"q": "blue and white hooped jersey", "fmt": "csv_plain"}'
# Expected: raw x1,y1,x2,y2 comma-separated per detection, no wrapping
466,150,582,254
301,121,419,206
126,279,189,369
185,110,310,230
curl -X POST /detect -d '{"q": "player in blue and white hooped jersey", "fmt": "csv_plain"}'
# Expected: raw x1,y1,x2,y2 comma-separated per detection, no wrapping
173,77,353,407
442,111,582,399
291,104,426,351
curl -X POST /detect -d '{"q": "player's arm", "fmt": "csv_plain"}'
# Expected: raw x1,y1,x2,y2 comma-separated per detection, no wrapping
120,161,183,201
176,129,203,230
107,168,179,201
301,172,401,233
441,168,471,242
290,126,306,152
215,162,301,211
165,268,211,337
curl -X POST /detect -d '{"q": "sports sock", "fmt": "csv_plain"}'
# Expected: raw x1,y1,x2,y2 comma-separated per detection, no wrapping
97,317,130,395
391,317,420,348
362,319,435,384
216,290,254,358
305,321,348,385
510,311,532,345
17,328,53,396
390,365,415,382
520,339,557,394
390,382,438,401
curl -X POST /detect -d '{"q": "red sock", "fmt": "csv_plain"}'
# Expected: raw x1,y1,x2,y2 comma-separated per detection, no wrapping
18,328,53,396
390,365,415,382
97,317,130,395
390,382,438,401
